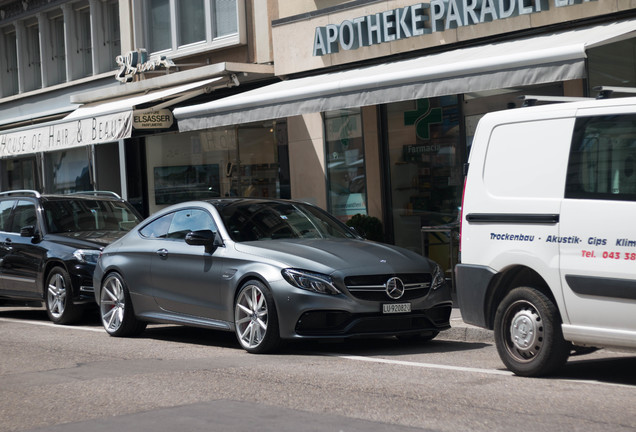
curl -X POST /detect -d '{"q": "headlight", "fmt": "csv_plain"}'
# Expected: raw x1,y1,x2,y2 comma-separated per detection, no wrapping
73,249,100,264
431,263,445,290
282,269,341,295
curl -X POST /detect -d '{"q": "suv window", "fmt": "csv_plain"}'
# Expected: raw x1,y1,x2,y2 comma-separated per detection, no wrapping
566,114,636,200
0,200,15,232
42,199,141,233
10,200,37,233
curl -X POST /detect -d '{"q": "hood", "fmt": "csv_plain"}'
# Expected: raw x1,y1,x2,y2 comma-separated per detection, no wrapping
47,230,128,249
234,238,433,276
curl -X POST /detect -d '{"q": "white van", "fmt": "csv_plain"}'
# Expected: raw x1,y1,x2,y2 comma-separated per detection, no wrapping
456,96,636,376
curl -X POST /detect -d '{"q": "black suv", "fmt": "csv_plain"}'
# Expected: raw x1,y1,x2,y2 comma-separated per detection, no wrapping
0,190,141,324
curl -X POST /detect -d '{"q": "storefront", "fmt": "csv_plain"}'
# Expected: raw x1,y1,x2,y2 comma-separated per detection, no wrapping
0,62,280,216
174,3,636,276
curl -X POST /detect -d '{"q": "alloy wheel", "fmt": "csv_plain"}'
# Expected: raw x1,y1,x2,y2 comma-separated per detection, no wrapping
100,275,125,333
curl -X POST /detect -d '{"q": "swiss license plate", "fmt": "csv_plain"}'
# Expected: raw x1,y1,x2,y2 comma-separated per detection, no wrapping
382,303,411,314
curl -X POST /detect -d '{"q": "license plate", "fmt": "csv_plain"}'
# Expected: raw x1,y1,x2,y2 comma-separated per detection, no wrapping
382,303,411,314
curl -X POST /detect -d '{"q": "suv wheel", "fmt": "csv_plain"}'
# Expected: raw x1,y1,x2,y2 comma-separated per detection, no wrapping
45,267,82,324
494,286,569,377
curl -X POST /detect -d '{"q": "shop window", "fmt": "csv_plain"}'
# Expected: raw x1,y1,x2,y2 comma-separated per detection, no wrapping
588,39,636,91
145,122,288,215
1,158,38,191
44,147,91,194
324,109,367,222
385,97,462,263
0,28,19,97
141,0,244,56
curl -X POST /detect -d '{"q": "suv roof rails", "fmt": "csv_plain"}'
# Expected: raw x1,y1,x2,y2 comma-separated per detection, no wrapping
593,86,636,99
519,95,592,107
70,191,122,199
0,190,41,198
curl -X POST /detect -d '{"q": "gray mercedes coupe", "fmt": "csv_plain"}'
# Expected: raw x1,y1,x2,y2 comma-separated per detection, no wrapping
93,198,452,353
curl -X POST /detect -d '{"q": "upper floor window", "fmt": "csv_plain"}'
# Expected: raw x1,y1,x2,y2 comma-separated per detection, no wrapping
0,0,120,97
142,0,244,56
0,28,19,97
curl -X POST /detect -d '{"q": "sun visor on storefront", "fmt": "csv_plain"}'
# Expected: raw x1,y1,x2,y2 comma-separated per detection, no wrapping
174,19,636,131
0,77,223,159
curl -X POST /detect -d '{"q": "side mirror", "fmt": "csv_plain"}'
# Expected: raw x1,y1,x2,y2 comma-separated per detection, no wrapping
20,225,36,238
185,229,223,253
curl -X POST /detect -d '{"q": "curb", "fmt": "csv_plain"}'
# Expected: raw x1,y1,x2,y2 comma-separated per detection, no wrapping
438,325,494,343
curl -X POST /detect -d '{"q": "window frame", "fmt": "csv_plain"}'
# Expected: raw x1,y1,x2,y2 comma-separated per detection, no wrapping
137,0,246,59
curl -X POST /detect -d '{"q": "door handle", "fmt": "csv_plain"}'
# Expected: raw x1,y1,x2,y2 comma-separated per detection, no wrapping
156,248,168,258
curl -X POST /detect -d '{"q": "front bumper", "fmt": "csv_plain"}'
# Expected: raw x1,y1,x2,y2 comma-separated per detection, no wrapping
272,278,453,340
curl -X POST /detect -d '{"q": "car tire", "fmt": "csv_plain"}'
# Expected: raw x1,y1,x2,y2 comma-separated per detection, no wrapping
234,280,280,354
99,272,146,337
494,286,569,377
45,267,82,324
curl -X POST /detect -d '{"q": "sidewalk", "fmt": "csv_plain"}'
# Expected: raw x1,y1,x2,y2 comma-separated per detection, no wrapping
438,308,494,343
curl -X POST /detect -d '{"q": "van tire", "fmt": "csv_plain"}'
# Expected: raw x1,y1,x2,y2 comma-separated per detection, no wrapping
494,287,569,377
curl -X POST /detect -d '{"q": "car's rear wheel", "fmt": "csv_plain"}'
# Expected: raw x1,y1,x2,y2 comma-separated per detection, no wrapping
494,286,569,377
45,267,82,324
234,280,280,353
100,272,146,337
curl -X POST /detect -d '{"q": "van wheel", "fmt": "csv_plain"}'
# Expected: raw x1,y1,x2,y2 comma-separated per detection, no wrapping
494,287,569,377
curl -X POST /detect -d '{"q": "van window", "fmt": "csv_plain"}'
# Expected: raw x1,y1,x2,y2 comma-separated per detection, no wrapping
566,115,636,200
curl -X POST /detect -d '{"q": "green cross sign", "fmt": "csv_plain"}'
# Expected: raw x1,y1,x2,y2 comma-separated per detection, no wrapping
404,99,443,140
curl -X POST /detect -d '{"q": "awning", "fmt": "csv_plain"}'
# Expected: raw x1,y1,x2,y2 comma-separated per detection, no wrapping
0,78,223,158
174,19,636,131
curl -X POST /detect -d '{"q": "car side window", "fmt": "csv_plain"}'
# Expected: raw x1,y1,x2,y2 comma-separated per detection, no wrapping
166,209,216,240
0,200,15,232
566,114,636,201
139,213,174,239
9,200,37,233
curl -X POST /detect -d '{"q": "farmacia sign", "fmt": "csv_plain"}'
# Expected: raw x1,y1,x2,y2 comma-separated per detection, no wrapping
313,0,596,56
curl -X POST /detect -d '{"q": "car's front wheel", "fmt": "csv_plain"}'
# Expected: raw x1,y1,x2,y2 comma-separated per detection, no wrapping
45,267,82,324
234,280,280,353
494,286,569,377
99,272,146,337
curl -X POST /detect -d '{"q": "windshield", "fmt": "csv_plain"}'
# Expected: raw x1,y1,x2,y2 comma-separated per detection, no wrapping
216,201,357,242
43,199,141,233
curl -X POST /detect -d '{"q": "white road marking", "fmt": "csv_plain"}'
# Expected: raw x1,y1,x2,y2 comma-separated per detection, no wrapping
328,353,514,376
0,317,104,332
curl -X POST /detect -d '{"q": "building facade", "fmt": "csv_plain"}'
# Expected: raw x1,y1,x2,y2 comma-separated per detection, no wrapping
2,0,636,276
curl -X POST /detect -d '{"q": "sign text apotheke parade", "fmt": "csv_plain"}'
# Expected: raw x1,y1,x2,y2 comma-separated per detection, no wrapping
313,0,596,56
